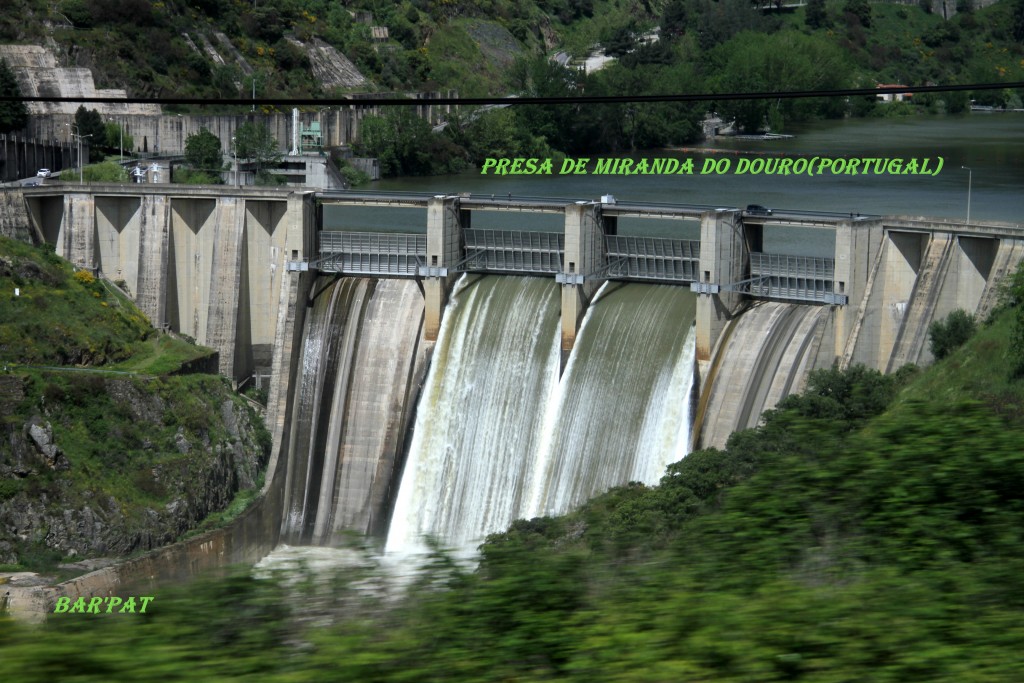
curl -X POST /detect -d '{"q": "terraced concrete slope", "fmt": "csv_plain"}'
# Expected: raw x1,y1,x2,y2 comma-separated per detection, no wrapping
697,301,831,449
0,45,159,116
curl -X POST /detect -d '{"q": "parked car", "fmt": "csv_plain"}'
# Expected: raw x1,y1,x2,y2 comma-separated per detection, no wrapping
745,204,772,216
36,168,51,178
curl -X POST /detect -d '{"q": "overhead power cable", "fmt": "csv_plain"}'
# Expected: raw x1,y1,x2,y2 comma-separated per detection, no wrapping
1,82,1021,108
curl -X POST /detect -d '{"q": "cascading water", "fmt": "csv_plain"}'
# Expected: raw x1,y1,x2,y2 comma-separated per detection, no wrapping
278,273,697,559
385,276,697,556
525,282,697,518
385,276,563,555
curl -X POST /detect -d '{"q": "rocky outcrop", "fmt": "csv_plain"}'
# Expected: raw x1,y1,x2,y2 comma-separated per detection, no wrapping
0,377,270,566
287,37,368,89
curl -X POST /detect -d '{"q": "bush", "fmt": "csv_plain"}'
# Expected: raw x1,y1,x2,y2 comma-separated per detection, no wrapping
928,309,976,360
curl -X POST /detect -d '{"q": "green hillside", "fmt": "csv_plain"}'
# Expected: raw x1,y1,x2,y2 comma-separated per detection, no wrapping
2,0,1021,106
3,265,1023,679
0,237,270,576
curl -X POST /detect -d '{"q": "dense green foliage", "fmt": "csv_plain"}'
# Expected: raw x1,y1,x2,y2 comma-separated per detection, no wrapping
79,160,129,183
0,57,28,135
0,237,270,573
72,106,106,162
928,308,976,360
233,121,283,184
4,265,1024,679
177,127,224,184
0,238,150,366
4,0,1023,150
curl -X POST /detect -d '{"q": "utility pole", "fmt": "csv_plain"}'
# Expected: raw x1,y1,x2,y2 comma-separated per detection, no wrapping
70,124,92,185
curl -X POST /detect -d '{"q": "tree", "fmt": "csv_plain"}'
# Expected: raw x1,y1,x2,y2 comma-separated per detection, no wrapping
0,57,28,134
1008,262,1024,377
356,108,466,177
178,127,224,184
184,128,224,173
661,0,688,38
233,121,281,183
73,106,106,162
103,122,134,157
843,0,871,27
928,309,976,360
1014,0,1024,43
805,0,829,29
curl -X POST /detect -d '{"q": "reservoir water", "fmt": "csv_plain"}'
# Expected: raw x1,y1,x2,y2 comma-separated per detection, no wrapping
326,115,1023,238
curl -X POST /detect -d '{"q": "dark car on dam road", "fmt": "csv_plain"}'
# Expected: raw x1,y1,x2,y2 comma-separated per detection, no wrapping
745,204,773,216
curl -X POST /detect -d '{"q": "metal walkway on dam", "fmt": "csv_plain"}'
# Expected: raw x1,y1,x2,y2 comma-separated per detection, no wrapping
17,182,1024,383
312,191,848,306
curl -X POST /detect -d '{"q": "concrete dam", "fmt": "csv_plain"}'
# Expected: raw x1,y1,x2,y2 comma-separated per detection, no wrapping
10,183,1024,599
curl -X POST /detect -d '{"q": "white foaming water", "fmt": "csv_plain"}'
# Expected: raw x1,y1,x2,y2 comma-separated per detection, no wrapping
524,283,697,518
385,278,697,557
384,276,562,556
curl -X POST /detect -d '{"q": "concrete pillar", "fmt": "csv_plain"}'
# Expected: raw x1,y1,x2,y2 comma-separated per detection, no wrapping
833,218,882,366
60,193,96,268
244,199,289,375
953,235,997,312
559,202,605,356
205,197,246,380
265,193,316,473
423,195,464,341
694,210,746,365
133,195,170,329
94,196,141,290
877,230,927,369
167,198,216,340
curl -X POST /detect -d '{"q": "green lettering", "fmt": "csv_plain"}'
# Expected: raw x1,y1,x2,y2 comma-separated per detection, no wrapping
87,597,103,614
676,159,694,174
105,597,123,613
495,158,511,174
845,159,861,175
777,158,793,175
480,158,497,174
593,158,614,174
617,159,634,175
903,159,919,174
120,597,137,613
70,597,86,613
139,597,155,613
54,596,71,613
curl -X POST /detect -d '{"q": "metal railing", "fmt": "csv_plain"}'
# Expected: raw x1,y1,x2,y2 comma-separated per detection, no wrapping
748,252,845,304
318,231,426,275
462,229,564,273
604,236,701,282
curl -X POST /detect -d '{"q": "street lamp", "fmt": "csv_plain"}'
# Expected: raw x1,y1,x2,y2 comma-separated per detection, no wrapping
70,124,92,185
961,165,972,225
232,135,238,187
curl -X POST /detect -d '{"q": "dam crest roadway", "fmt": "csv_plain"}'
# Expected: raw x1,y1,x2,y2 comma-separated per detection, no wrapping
19,182,1024,385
